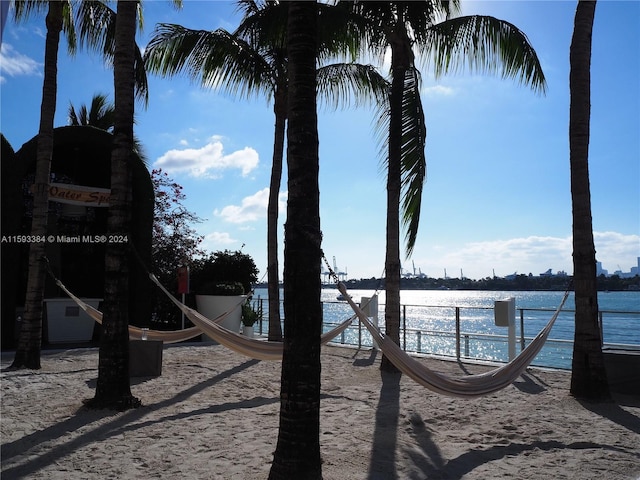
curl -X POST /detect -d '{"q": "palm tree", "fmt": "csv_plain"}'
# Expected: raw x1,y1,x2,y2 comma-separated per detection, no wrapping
144,1,387,342
68,93,115,130
268,3,321,477
568,0,609,400
85,0,141,410
350,0,547,372
68,92,146,159
9,0,75,370
145,16,288,341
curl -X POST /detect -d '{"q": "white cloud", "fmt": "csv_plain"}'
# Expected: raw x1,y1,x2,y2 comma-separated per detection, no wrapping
593,231,640,271
201,231,237,250
215,188,288,224
0,43,41,83
414,232,639,280
154,137,259,178
423,85,455,97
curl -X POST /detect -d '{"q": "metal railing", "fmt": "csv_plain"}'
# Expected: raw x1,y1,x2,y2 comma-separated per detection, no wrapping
252,298,640,370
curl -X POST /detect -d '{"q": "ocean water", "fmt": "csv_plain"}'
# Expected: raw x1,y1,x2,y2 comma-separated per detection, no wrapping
252,287,640,369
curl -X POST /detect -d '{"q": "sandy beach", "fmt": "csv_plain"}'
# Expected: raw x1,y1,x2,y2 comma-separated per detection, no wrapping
2,343,639,479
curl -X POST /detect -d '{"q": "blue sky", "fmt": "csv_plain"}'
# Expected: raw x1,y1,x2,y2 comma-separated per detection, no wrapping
1,0,639,281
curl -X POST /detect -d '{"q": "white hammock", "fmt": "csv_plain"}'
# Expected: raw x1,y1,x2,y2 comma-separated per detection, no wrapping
149,273,355,361
53,277,208,343
52,272,356,361
337,282,571,398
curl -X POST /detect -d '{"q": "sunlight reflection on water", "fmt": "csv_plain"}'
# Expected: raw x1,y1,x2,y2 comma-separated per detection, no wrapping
254,288,639,369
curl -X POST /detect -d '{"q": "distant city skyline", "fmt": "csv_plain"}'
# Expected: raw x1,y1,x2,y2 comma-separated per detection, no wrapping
329,258,640,281
596,257,640,280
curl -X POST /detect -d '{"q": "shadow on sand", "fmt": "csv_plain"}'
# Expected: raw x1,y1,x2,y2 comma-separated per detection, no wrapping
363,360,639,479
1,358,265,479
367,370,403,479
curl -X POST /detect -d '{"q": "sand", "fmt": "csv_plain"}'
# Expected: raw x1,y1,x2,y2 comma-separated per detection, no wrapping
1,343,639,479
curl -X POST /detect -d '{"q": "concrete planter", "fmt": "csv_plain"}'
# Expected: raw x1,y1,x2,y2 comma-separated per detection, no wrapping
242,325,255,337
45,298,101,343
195,295,246,338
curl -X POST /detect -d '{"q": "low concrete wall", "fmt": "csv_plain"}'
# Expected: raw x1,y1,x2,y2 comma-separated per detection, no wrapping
603,348,640,395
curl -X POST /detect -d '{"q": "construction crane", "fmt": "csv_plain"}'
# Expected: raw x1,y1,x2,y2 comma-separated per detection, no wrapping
333,256,347,281
320,260,331,284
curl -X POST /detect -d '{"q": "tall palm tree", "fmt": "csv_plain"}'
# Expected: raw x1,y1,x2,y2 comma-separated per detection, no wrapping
350,0,547,372
145,16,288,341
144,1,387,341
85,0,141,410
9,0,75,370
8,0,151,370
568,0,609,400
268,3,321,477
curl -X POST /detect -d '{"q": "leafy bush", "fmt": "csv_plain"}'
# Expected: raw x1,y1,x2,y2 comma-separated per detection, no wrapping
198,281,245,296
241,301,259,326
190,250,259,295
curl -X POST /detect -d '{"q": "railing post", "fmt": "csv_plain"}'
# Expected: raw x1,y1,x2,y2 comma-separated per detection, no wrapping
599,311,604,346
520,309,525,350
403,305,407,350
358,320,362,348
416,330,421,353
455,307,461,360
260,298,264,336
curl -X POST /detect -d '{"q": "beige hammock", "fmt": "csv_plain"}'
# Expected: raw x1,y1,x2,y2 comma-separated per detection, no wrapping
148,273,355,361
52,276,209,343
336,282,571,398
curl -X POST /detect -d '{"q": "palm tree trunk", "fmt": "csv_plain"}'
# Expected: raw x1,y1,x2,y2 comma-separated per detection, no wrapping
382,19,414,373
382,66,403,373
11,1,63,370
267,86,287,342
568,0,609,400
86,0,140,410
269,3,322,479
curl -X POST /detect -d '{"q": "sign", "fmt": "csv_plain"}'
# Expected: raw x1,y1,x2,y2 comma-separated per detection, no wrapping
177,265,190,294
44,183,111,207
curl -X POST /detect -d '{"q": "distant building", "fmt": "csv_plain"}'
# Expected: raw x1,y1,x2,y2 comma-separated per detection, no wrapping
596,261,608,277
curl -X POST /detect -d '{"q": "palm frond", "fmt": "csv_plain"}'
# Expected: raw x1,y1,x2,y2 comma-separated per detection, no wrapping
399,67,426,255
144,23,275,101
67,92,114,131
10,1,48,23
75,1,115,58
316,63,389,111
75,1,148,103
373,67,426,256
234,0,287,51
421,15,547,94
68,103,80,126
61,1,77,55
